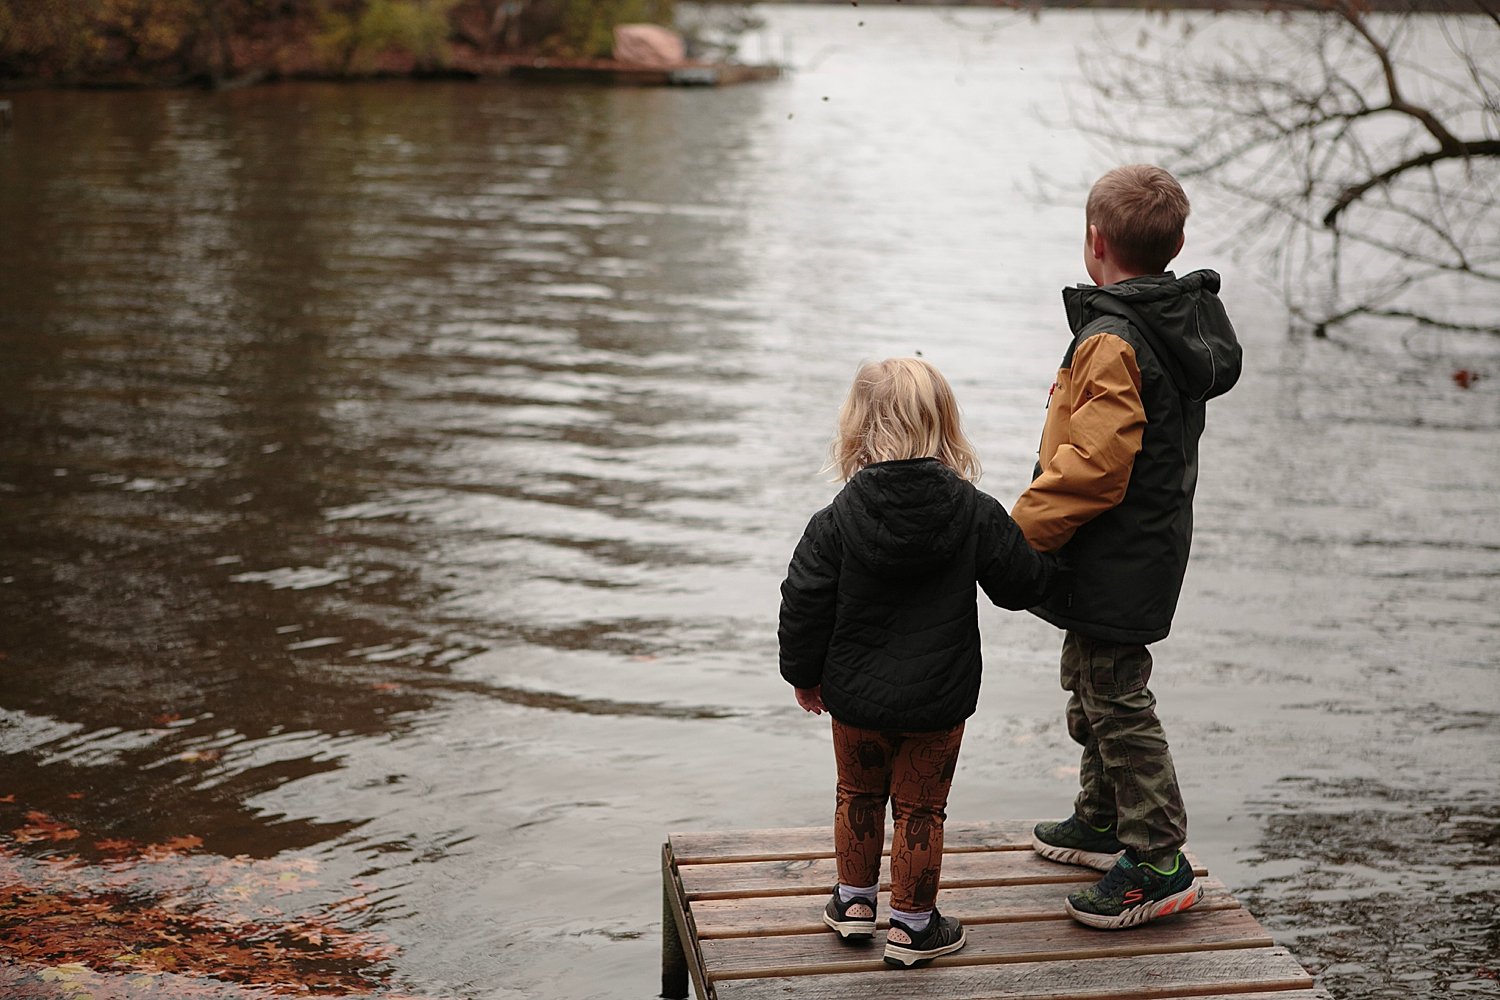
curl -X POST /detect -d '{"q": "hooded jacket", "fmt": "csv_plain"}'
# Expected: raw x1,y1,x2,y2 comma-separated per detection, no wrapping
1011,269,1242,644
779,458,1058,732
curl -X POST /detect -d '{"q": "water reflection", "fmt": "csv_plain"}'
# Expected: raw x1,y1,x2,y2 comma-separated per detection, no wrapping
2,72,774,996
4,92,451,733
2,7,1498,999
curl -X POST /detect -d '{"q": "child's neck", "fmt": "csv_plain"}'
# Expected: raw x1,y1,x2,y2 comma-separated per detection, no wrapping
1096,263,1150,287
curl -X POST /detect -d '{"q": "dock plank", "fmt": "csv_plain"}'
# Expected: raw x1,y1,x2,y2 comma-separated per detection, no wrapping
1152,995,1331,1000
670,820,1036,863
676,847,1207,900
703,906,1272,980
713,946,1316,1000
661,825,1330,1000
689,876,1237,938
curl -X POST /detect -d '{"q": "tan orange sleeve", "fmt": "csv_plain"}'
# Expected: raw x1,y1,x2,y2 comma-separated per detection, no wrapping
1011,332,1146,552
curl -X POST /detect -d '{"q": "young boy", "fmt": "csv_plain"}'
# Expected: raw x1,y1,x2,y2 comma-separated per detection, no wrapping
1011,165,1242,930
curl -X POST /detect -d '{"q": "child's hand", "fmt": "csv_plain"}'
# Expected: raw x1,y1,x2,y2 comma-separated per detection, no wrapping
794,685,825,715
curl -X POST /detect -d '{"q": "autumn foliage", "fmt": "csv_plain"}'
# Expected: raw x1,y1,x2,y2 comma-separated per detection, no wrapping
0,800,420,998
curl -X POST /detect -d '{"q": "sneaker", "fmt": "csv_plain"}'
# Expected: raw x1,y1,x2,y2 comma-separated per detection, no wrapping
822,889,875,940
1065,851,1203,930
1032,814,1127,871
882,908,966,967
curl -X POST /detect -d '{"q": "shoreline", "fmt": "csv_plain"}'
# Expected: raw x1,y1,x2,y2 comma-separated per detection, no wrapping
0,44,783,93
0,0,1480,93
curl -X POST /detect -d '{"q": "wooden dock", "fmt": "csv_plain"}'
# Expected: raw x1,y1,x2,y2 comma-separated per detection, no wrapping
661,820,1330,1000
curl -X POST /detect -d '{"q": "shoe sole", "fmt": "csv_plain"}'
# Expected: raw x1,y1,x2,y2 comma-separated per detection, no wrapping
882,927,967,967
1065,880,1203,930
822,912,875,940
1031,832,1125,872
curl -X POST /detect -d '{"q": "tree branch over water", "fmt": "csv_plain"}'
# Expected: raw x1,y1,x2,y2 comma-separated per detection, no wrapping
1309,0,1500,229
1070,0,1500,336
1323,139,1500,227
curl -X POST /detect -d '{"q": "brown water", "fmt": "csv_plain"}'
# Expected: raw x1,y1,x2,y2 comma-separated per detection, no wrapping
2,6,1498,998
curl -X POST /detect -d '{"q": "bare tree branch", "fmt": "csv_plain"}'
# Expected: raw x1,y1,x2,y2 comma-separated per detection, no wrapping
1331,1,1466,150
1064,0,1500,335
1470,0,1500,32
1324,140,1500,227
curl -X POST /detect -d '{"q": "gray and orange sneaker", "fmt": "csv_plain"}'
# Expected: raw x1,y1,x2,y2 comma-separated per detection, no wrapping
1065,850,1202,930
822,888,876,940
882,908,966,967
1032,814,1127,871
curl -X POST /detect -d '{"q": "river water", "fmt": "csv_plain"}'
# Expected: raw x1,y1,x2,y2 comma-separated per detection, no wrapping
2,5,1498,999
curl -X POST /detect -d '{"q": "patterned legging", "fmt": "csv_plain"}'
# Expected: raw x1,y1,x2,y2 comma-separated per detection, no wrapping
831,719,965,913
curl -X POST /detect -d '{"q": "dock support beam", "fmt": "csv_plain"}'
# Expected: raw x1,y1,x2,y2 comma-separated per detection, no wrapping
661,844,689,999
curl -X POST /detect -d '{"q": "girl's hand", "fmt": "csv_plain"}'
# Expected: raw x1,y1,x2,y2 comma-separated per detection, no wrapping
794,685,825,715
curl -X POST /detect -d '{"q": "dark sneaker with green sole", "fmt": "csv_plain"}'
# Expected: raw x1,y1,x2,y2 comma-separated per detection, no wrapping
1032,814,1127,871
1065,851,1202,930
822,889,876,940
882,908,966,967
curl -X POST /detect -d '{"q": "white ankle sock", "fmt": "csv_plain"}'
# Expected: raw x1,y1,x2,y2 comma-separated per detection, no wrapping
837,881,878,904
889,906,932,931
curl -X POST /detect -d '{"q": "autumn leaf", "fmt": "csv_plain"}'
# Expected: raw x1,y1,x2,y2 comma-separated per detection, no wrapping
2,803,413,998
13,811,83,844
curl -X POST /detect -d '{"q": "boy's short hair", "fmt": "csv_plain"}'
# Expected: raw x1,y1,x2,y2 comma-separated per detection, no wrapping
1087,165,1190,274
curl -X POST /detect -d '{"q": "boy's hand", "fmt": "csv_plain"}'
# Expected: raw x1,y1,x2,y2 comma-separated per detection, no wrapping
794,685,825,715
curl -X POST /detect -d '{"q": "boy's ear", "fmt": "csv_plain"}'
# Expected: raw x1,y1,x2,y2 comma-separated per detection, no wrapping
1173,231,1185,260
1087,224,1106,262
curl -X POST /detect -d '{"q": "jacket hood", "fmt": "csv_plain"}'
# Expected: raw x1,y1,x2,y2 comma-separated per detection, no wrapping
1064,269,1242,401
832,459,974,575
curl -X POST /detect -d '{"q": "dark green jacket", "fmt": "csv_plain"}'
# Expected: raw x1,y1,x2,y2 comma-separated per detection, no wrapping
1021,270,1242,644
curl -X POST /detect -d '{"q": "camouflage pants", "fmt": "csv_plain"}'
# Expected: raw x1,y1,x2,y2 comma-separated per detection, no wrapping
831,719,964,912
1061,631,1187,863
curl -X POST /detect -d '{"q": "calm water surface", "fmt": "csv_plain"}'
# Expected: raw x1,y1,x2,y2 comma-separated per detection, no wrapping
2,6,1498,998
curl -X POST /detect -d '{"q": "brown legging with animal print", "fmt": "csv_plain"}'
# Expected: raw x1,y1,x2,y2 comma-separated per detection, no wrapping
832,719,964,913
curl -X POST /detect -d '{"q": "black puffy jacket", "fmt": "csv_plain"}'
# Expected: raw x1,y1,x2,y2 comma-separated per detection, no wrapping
778,458,1059,732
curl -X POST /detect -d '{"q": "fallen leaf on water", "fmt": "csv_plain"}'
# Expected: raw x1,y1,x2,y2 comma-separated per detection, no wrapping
14,811,83,844
0,789,427,997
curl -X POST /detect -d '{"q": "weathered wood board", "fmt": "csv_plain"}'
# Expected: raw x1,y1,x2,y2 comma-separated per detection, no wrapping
661,822,1330,1000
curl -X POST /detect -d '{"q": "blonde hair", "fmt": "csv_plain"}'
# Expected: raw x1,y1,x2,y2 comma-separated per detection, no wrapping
830,358,981,482
1086,164,1190,274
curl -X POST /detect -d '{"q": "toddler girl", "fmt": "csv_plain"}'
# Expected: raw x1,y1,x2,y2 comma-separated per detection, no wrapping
778,357,1060,967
